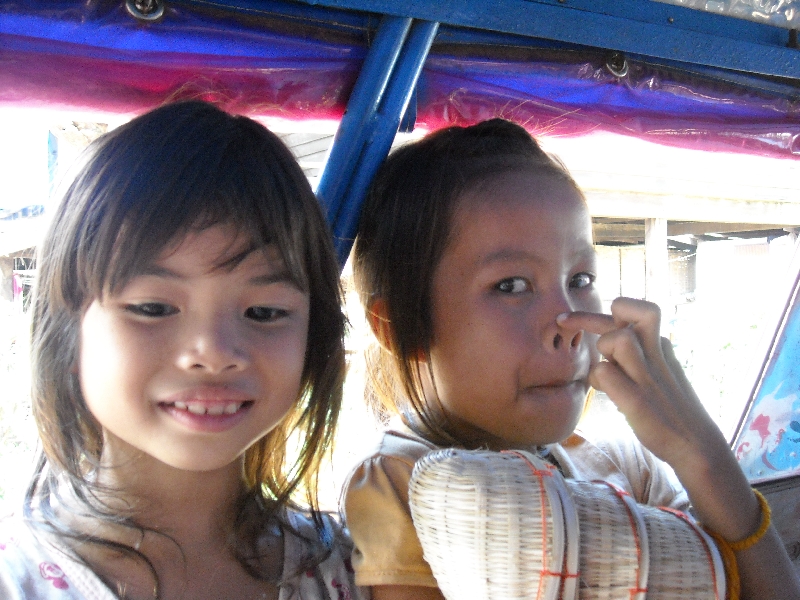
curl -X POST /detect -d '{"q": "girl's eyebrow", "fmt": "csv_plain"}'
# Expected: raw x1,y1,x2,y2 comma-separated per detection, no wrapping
138,265,179,278
477,246,596,267
248,271,300,288
137,265,300,287
477,249,545,266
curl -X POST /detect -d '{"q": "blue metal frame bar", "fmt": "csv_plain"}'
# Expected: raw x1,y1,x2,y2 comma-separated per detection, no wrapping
296,0,800,79
180,0,372,34
316,18,439,263
331,19,439,263
316,15,412,224
180,0,800,96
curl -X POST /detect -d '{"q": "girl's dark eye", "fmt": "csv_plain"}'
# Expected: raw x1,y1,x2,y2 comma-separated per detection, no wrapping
570,272,595,289
245,306,287,322
496,277,529,294
125,303,177,318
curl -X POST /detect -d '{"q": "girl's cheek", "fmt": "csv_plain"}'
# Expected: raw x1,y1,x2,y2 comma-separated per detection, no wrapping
582,288,604,314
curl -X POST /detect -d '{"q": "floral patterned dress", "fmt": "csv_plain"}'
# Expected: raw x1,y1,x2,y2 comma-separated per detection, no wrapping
0,511,369,600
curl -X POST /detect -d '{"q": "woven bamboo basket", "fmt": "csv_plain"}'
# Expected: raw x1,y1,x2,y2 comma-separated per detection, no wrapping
639,504,726,600
408,448,726,600
409,448,567,600
567,479,648,600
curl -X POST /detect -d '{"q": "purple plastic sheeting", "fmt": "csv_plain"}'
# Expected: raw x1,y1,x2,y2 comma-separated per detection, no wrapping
416,55,800,157
0,2,365,120
2,1,800,157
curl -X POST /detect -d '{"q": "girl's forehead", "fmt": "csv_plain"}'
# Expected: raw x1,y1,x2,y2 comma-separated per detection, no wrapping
460,169,580,205
453,171,588,233
153,225,282,274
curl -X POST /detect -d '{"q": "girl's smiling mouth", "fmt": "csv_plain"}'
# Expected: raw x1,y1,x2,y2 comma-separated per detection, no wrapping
157,387,256,428
167,400,252,416
158,400,255,432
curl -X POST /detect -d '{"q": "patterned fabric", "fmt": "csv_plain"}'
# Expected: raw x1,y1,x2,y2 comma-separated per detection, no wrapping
343,421,689,588
0,510,369,600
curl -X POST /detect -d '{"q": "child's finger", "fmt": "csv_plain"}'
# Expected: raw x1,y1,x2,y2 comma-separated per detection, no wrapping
589,360,645,413
607,297,664,358
559,298,661,353
562,309,655,378
593,325,653,384
556,311,617,336
560,309,655,384
590,359,692,454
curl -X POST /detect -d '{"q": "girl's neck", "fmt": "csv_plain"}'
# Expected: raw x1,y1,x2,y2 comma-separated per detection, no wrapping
90,447,247,546
58,450,285,600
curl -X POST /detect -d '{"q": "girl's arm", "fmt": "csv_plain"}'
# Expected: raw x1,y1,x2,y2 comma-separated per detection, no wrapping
559,298,800,600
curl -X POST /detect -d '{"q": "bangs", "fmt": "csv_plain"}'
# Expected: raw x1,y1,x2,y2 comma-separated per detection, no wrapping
63,104,314,304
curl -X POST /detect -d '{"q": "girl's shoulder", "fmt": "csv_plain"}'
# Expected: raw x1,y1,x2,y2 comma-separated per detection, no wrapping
350,422,439,471
342,425,439,507
279,509,370,600
555,430,688,509
0,514,117,600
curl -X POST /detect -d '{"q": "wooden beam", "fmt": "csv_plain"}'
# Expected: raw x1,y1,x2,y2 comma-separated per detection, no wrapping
593,222,644,241
593,221,793,242
586,191,800,225
667,222,791,236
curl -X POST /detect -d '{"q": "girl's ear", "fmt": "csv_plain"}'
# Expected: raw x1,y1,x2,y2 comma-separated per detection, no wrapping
366,297,393,351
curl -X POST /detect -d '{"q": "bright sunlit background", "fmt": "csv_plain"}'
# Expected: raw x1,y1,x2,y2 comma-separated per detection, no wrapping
1,106,798,513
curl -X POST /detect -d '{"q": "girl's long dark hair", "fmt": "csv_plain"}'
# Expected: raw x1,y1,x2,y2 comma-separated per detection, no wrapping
353,118,582,444
27,100,346,595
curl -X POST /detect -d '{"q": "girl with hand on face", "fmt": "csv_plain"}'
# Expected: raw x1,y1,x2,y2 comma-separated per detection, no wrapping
0,101,367,600
343,119,800,600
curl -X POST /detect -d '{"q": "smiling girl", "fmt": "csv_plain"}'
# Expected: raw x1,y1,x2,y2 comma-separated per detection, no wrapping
343,119,800,600
0,101,366,600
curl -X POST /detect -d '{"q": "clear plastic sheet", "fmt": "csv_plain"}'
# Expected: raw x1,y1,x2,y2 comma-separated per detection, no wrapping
654,0,800,29
416,52,800,157
1,1,799,157
0,1,365,120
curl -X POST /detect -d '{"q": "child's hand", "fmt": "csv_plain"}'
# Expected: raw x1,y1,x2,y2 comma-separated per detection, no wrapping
559,298,800,600
556,297,727,473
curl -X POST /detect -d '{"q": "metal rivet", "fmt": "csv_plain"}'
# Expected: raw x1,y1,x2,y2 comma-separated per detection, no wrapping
126,0,165,22
606,52,629,78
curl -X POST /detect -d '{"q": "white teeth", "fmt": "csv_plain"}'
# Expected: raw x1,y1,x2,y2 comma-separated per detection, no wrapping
170,401,244,415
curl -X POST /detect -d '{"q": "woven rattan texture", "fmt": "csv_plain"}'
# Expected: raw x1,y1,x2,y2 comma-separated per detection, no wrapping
408,448,726,600
410,449,562,600
641,505,725,599
568,480,642,599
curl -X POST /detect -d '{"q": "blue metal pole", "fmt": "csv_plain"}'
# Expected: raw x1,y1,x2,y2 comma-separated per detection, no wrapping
332,19,439,263
316,15,412,222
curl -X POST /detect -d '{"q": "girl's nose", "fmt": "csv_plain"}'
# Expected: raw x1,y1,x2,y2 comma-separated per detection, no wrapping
542,292,583,354
549,323,584,354
176,317,249,374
